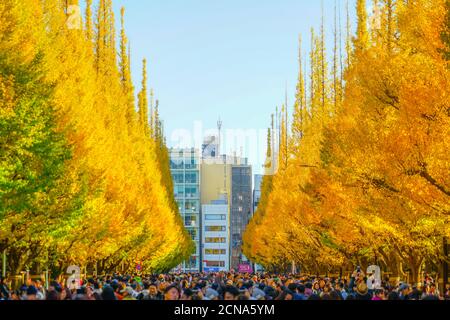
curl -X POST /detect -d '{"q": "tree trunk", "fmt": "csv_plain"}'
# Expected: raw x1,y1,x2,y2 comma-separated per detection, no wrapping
408,255,424,286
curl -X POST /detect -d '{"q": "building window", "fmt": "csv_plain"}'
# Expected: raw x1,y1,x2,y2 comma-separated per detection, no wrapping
188,229,198,241
185,186,198,198
185,200,199,212
174,185,185,198
205,226,226,232
172,173,184,183
205,249,226,255
205,237,226,243
185,215,197,227
185,158,198,169
205,215,226,221
176,200,184,212
205,261,225,267
186,256,198,269
185,172,198,184
170,159,184,170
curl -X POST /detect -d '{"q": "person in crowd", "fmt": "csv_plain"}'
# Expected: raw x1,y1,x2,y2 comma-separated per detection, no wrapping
398,283,411,300
205,287,220,300
445,284,450,300
275,289,295,300
181,288,194,301
73,287,89,300
0,277,10,300
312,281,321,295
101,285,117,301
335,282,348,300
164,284,181,301
46,290,59,300
307,293,321,300
345,294,355,300
409,286,421,300
355,282,372,300
304,282,313,297
0,270,447,301
251,286,266,300
122,286,137,300
387,291,400,300
372,289,385,301
34,280,45,300
25,286,38,301
224,285,240,300
329,290,342,301
294,284,307,300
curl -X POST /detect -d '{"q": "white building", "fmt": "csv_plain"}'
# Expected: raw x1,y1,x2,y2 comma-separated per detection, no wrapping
202,195,230,272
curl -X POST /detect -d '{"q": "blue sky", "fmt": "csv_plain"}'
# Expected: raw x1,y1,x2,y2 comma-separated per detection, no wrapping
103,0,357,173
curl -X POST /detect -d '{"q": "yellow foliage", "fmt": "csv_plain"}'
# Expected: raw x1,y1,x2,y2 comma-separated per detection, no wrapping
243,0,449,278
0,0,192,274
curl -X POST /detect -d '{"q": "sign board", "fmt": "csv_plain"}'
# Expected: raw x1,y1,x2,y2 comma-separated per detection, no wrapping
204,267,220,273
238,264,253,273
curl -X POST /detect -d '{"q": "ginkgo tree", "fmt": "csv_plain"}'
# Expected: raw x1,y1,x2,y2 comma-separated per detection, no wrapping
0,0,193,277
244,0,449,284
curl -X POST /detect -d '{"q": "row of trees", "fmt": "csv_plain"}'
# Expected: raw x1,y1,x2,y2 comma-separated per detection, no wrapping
0,0,193,276
243,0,449,284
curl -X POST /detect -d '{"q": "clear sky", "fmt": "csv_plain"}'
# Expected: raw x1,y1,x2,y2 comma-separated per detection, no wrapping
107,0,357,174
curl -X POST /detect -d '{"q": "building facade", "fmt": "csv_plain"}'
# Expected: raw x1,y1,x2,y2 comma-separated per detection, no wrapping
169,148,201,272
200,147,253,271
202,195,229,272
170,137,253,272
230,164,252,269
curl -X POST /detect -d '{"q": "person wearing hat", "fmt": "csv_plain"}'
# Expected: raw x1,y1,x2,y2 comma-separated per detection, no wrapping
354,282,372,300
26,286,38,300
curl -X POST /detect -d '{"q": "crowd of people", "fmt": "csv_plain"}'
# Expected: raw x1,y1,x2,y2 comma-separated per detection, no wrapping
1,269,449,301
